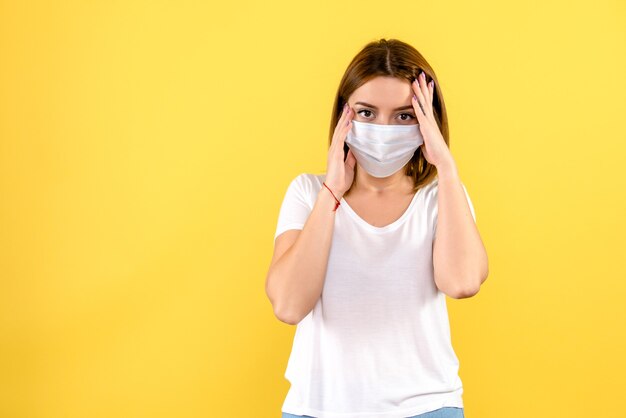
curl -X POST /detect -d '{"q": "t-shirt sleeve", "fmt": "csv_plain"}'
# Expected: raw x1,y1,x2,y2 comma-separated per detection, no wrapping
431,181,476,239
274,173,314,242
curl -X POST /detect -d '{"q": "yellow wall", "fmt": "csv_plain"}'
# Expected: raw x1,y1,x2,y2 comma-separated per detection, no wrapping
1,1,625,417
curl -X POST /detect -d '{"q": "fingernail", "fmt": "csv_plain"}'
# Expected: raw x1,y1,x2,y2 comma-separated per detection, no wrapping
413,94,417,101
421,71,426,79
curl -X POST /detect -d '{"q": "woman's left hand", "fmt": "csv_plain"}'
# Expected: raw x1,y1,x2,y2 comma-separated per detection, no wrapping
411,71,454,169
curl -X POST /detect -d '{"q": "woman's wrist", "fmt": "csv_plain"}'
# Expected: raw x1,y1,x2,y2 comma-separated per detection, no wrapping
320,183,343,211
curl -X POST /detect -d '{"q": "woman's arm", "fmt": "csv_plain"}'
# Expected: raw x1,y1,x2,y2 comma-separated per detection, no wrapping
432,160,489,298
265,188,338,324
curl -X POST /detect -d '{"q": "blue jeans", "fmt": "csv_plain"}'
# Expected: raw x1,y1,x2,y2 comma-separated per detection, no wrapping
282,406,464,418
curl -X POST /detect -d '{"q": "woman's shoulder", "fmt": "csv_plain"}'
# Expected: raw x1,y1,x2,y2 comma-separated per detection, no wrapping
419,175,476,220
291,172,326,192
283,172,326,208
420,175,471,199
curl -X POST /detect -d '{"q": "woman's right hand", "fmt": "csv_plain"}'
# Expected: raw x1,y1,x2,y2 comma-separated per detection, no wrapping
325,103,357,199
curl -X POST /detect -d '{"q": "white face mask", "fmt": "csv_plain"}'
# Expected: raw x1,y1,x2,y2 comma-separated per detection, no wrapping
345,120,424,178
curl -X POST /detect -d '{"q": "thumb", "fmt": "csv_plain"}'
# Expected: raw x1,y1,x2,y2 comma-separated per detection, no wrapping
346,149,356,170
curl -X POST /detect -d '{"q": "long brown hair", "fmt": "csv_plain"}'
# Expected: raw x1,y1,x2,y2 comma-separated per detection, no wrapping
328,38,449,195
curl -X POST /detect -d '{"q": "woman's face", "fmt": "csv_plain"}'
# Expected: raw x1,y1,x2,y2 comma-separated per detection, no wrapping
347,76,418,126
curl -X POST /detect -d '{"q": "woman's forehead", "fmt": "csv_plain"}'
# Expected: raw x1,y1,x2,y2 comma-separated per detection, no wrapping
350,77,413,109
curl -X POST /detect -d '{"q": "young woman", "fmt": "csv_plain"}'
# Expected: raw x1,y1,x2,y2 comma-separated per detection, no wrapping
266,38,489,418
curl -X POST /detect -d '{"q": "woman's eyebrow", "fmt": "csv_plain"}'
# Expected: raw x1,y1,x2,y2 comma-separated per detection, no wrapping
354,101,414,111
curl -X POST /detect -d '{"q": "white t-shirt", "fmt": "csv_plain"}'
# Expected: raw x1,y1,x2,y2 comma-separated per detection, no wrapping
274,173,476,418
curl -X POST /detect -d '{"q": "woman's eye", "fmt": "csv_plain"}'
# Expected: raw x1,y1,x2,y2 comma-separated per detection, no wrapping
357,110,415,121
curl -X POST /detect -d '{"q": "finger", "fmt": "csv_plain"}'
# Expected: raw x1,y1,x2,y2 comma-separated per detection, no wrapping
346,148,356,170
412,87,427,119
332,103,351,147
422,74,434,116
341,107,354,138
412,75,432,118
338,103,351,126
420,143,429,161
332,105,353,157
428,79,434,105
337,103,352,128
412,78,426,115
418,71,429,97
